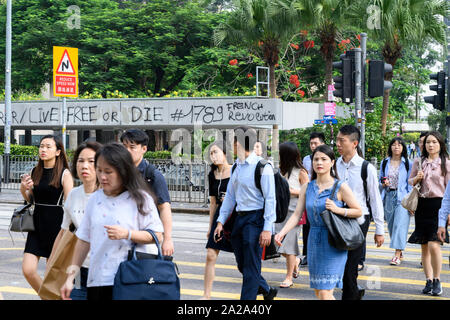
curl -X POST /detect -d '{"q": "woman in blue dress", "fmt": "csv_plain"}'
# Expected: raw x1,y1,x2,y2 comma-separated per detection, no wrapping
275,145,362,300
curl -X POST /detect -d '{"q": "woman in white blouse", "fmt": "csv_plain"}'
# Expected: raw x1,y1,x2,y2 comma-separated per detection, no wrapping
47,141,102,300
60,143,164,300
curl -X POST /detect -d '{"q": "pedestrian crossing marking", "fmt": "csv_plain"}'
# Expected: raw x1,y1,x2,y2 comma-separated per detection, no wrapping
0,286,36,295
175,260,450,288
179,273,449,300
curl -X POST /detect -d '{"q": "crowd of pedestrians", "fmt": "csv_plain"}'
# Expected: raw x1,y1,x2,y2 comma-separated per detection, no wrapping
16,125,450,300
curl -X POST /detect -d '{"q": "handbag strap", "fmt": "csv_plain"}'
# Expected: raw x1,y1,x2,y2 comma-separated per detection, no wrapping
130,229,163,261
328,180,340,201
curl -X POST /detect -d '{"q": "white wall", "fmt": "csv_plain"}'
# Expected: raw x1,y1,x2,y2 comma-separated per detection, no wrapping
281,102,353,130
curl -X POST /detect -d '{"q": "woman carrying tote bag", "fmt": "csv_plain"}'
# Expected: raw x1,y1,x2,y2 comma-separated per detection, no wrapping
43,141,102,300
60,143,164,300
407,131,450,296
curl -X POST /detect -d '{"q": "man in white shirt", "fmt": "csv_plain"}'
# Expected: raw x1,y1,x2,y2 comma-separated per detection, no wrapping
336,125,385,300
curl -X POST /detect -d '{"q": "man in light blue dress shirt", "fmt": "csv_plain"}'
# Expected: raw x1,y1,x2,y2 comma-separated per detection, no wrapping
214,126,277,300
437,181,450,243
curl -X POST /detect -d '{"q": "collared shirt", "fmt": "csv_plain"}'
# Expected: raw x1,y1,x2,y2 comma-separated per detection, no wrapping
409,157,450,198
218,152,276,232
438,181,450,228
76,189,164,287
336,153,385,235
302,154,312,179
379,157,411,203
138,159,171,206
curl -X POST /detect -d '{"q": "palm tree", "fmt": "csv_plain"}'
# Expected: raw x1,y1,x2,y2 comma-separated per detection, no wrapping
213,0,301,98
213,0,302,160
293,0,357,93
365,0,448,135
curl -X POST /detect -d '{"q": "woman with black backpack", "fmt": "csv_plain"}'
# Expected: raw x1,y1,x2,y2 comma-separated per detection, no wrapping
379,137,411,266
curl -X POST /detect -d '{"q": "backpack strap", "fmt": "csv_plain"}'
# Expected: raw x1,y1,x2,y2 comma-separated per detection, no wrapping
381,158,388,177
361,160,372,216
144,161,157,184
254,159,268,195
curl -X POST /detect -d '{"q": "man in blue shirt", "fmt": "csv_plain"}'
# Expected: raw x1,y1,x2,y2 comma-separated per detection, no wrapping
121,129,174,256
214,126,277,300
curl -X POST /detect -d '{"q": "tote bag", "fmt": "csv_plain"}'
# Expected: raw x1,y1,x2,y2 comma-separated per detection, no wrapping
320,181,364,251
113,229,180,300
401,160,422,213
38,229,78,300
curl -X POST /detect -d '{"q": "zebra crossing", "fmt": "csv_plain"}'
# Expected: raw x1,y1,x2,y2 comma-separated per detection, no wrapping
0,212,449,300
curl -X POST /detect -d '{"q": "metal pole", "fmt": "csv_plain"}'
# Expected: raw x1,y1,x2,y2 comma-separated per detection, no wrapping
354,48,362,132
360,33,367,158
62,97,67,150
4,0,12,184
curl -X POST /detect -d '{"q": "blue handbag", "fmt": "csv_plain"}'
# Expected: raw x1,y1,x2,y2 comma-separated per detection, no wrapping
112,229,180,300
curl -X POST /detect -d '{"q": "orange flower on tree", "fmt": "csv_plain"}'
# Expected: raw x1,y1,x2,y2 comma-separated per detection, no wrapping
297,89,305,98
300,30,308,37
290,43,299,50
229,59,238,66
247,73,253,78
303,40,315,49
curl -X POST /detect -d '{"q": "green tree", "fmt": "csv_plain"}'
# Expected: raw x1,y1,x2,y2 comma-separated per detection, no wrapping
293,0,358,96
213,0,302,98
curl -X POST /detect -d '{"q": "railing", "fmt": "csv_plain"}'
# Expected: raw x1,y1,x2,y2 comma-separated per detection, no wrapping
0,155,209,205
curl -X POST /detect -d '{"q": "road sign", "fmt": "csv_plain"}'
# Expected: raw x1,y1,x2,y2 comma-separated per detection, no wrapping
324,102,336,116
53,46,78,97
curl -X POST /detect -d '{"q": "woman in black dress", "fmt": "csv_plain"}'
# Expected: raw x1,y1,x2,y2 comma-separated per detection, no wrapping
202,142,233,299
20,135,73,294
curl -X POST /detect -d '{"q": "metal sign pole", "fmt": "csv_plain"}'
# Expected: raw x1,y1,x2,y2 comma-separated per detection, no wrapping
62,97,67,150
4,0,12,183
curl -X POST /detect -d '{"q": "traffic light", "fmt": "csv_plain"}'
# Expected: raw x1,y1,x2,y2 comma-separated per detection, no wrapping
333,54,353,104
424,71,446,111
368,60,393,98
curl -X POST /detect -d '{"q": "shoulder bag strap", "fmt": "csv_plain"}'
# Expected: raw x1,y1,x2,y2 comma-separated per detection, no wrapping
329,180,340,201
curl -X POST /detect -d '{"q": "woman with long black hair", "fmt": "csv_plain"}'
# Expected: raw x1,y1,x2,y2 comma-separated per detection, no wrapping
408,131,450,296
20,135,73,294
202,142,233,299
60,143,163,300
275,145,362,300
276,142,309,288
379,137,411,266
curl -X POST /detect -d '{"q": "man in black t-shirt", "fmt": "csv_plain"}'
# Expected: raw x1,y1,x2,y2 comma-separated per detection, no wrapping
120,129,174,256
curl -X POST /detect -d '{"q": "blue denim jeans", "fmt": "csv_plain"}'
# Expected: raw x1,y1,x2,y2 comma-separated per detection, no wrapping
384,190,411,250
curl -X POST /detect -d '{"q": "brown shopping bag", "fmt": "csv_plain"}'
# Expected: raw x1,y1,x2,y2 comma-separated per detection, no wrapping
38,230,78,300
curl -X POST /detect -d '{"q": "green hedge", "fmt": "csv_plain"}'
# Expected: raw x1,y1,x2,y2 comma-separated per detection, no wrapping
0,143,39,156
0,143,172,160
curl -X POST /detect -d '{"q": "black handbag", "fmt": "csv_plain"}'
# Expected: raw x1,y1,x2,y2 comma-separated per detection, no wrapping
9,196,35,233
113,229,180,300
320,181,364,251
262,235,280,260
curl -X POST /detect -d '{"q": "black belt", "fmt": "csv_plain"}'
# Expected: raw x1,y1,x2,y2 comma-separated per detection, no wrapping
236,209,263,217
388,188,397,191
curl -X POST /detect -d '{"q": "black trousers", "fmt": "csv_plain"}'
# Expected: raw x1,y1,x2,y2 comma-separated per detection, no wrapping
302,220,310,256
342,216,371,300
87,286,114,301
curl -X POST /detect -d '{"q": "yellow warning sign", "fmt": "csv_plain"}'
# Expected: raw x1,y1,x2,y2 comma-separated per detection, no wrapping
53,46,78,97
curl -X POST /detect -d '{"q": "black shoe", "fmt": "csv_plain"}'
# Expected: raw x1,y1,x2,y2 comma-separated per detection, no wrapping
358,285,365,300
300,256,307,266
263,287,278,300
432,279,443,296
422,279,433,294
